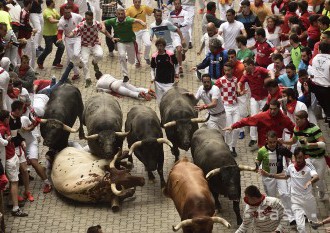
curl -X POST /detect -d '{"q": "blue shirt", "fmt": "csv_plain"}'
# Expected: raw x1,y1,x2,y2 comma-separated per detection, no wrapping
150,20,177,46
277,73,299,88
298,60,308,71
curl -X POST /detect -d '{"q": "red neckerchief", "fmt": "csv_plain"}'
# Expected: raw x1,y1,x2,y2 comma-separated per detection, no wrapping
267,26,275,33
244,194,266,206
206,10,215,17
286,100,297,114
19,66,29,77
174,7,183,16
294,160,306,172
7,88,20,99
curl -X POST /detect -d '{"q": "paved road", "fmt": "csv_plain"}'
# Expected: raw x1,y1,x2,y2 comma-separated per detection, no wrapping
3,1,330,232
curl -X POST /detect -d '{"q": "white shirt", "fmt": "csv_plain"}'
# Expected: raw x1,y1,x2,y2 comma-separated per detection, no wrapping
58,13,83,37
286,101,307,124
308,54,330,87
19,116,36,145
286,163,318,197
265,26,281,47
33,94,49,117
201,33,224,55
168,9,192,35
7,2,21,23
219,20,244,50
195,85,225,115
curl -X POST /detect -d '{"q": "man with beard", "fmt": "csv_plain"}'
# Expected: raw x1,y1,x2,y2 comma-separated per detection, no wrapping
223,99,294,148
298,47,312,71
194,74,226,131
104,6,146,81
277,63,299,89
260,147,320,233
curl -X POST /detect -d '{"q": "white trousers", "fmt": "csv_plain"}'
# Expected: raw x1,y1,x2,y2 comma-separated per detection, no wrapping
250,97,267,141
224,104,240,148
117,42,139,77
112,80,147,99
135,29,151,61
291,194,318,233
182,5,195,43
237,91,249,133
0,71,10,110
306,157,327,194
81,45,103,80
0,57,10,71
29,13,44,49
3,30,18,67
262,176,295,222
219,3,233,21
205,112,226,133
154,81,173,104
65,37,82,75
22,37,36,69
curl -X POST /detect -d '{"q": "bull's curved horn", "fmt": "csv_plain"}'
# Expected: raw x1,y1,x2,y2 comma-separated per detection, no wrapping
238,165,257,172
62,123,79,133
109,150,121,168
128,141,142,155
40,119,48,123
156,138,173,148
211,217,231,228
84,134,99,140
110,184,127,196
206,168,221,180
172,219,193,232
163,121,176,128
115,131,130,137
190,117,208,123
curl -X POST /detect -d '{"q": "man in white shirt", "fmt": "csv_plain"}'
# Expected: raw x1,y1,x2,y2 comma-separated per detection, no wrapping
194,74,226,132
57,6,83,80
260,147,320,233
219,9,246,50
197,22,224,56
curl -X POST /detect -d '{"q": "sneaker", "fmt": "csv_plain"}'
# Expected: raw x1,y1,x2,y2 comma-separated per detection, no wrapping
24,191,34,202
85,79,92,88
12,208,28,217
145,59,151,65
290,220,297,226
139,92,151,101
17,195,24,202
43,184,52,193
311,221,322,230
92,60,100,72
248,140,257,147
123,76,129,83
188,42,193,49
37,63,44,69
135,62,141,68
179,66,183,74
52,64,63,69
239,131,245,139
109,52,114,57
72,74,80,80
231,151,238,157
198,9,204,14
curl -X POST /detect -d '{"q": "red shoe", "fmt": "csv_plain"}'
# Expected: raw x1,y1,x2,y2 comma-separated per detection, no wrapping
17,195,24,202
24,191,34,202
43,184,52,194
72,74,80,80
37,63,44,69
52,64,63,69
198,9,204,14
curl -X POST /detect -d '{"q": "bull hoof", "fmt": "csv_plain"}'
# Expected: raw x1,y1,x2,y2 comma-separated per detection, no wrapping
111,205,120,213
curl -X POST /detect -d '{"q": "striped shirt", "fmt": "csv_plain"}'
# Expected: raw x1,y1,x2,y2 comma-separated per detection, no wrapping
235,197,286,233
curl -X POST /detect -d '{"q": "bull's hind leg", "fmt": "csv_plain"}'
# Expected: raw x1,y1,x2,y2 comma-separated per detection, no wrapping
171,146,180,162
148,171,156,183
157,169,166,188
213,192,222,214
233,201,243,225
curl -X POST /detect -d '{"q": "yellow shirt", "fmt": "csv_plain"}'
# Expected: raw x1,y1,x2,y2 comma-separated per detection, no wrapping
0,10,12,31
126,5,154,32
250,3,272,24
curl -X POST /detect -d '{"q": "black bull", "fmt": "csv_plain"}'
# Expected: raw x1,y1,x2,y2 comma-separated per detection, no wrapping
40,84,85,152
191,128,256,225
159,87,208,161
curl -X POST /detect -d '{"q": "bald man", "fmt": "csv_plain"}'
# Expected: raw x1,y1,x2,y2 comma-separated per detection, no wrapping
197,22,224,56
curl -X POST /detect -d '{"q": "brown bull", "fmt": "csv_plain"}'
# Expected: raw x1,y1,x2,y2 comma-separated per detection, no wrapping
164,157,231,233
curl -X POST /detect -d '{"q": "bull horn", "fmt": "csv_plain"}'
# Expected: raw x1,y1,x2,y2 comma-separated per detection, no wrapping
115,131,130,137
62,123,79,133
157,138,173,148
172,219,193,232
191,117,208,123
163,121,176,128
211,217,231,228
238,165,257,172
40,119,48,123
84,134,99,140
206,168,221,180
109,150,121,168
111,184,126,196
128,141,142,155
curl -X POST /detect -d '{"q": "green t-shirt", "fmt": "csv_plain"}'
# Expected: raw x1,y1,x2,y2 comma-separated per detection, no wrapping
237,48,254,61
293,123,325,157
105,17,136,43
290,45,302,71
43,8,60,36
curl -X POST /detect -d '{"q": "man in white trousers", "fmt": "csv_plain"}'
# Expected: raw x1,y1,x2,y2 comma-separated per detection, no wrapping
104,6,146,81
126,0,155,66
29,0,44,51
0,66,10,111
57,6,83,81
69,10,111,88
194,74,226,132
260,147,320,233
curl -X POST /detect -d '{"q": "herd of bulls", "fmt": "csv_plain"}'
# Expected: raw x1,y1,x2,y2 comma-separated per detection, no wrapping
39,84,257,233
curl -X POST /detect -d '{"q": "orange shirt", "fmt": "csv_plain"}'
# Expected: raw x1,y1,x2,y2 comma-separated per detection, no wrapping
250,3,272,24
